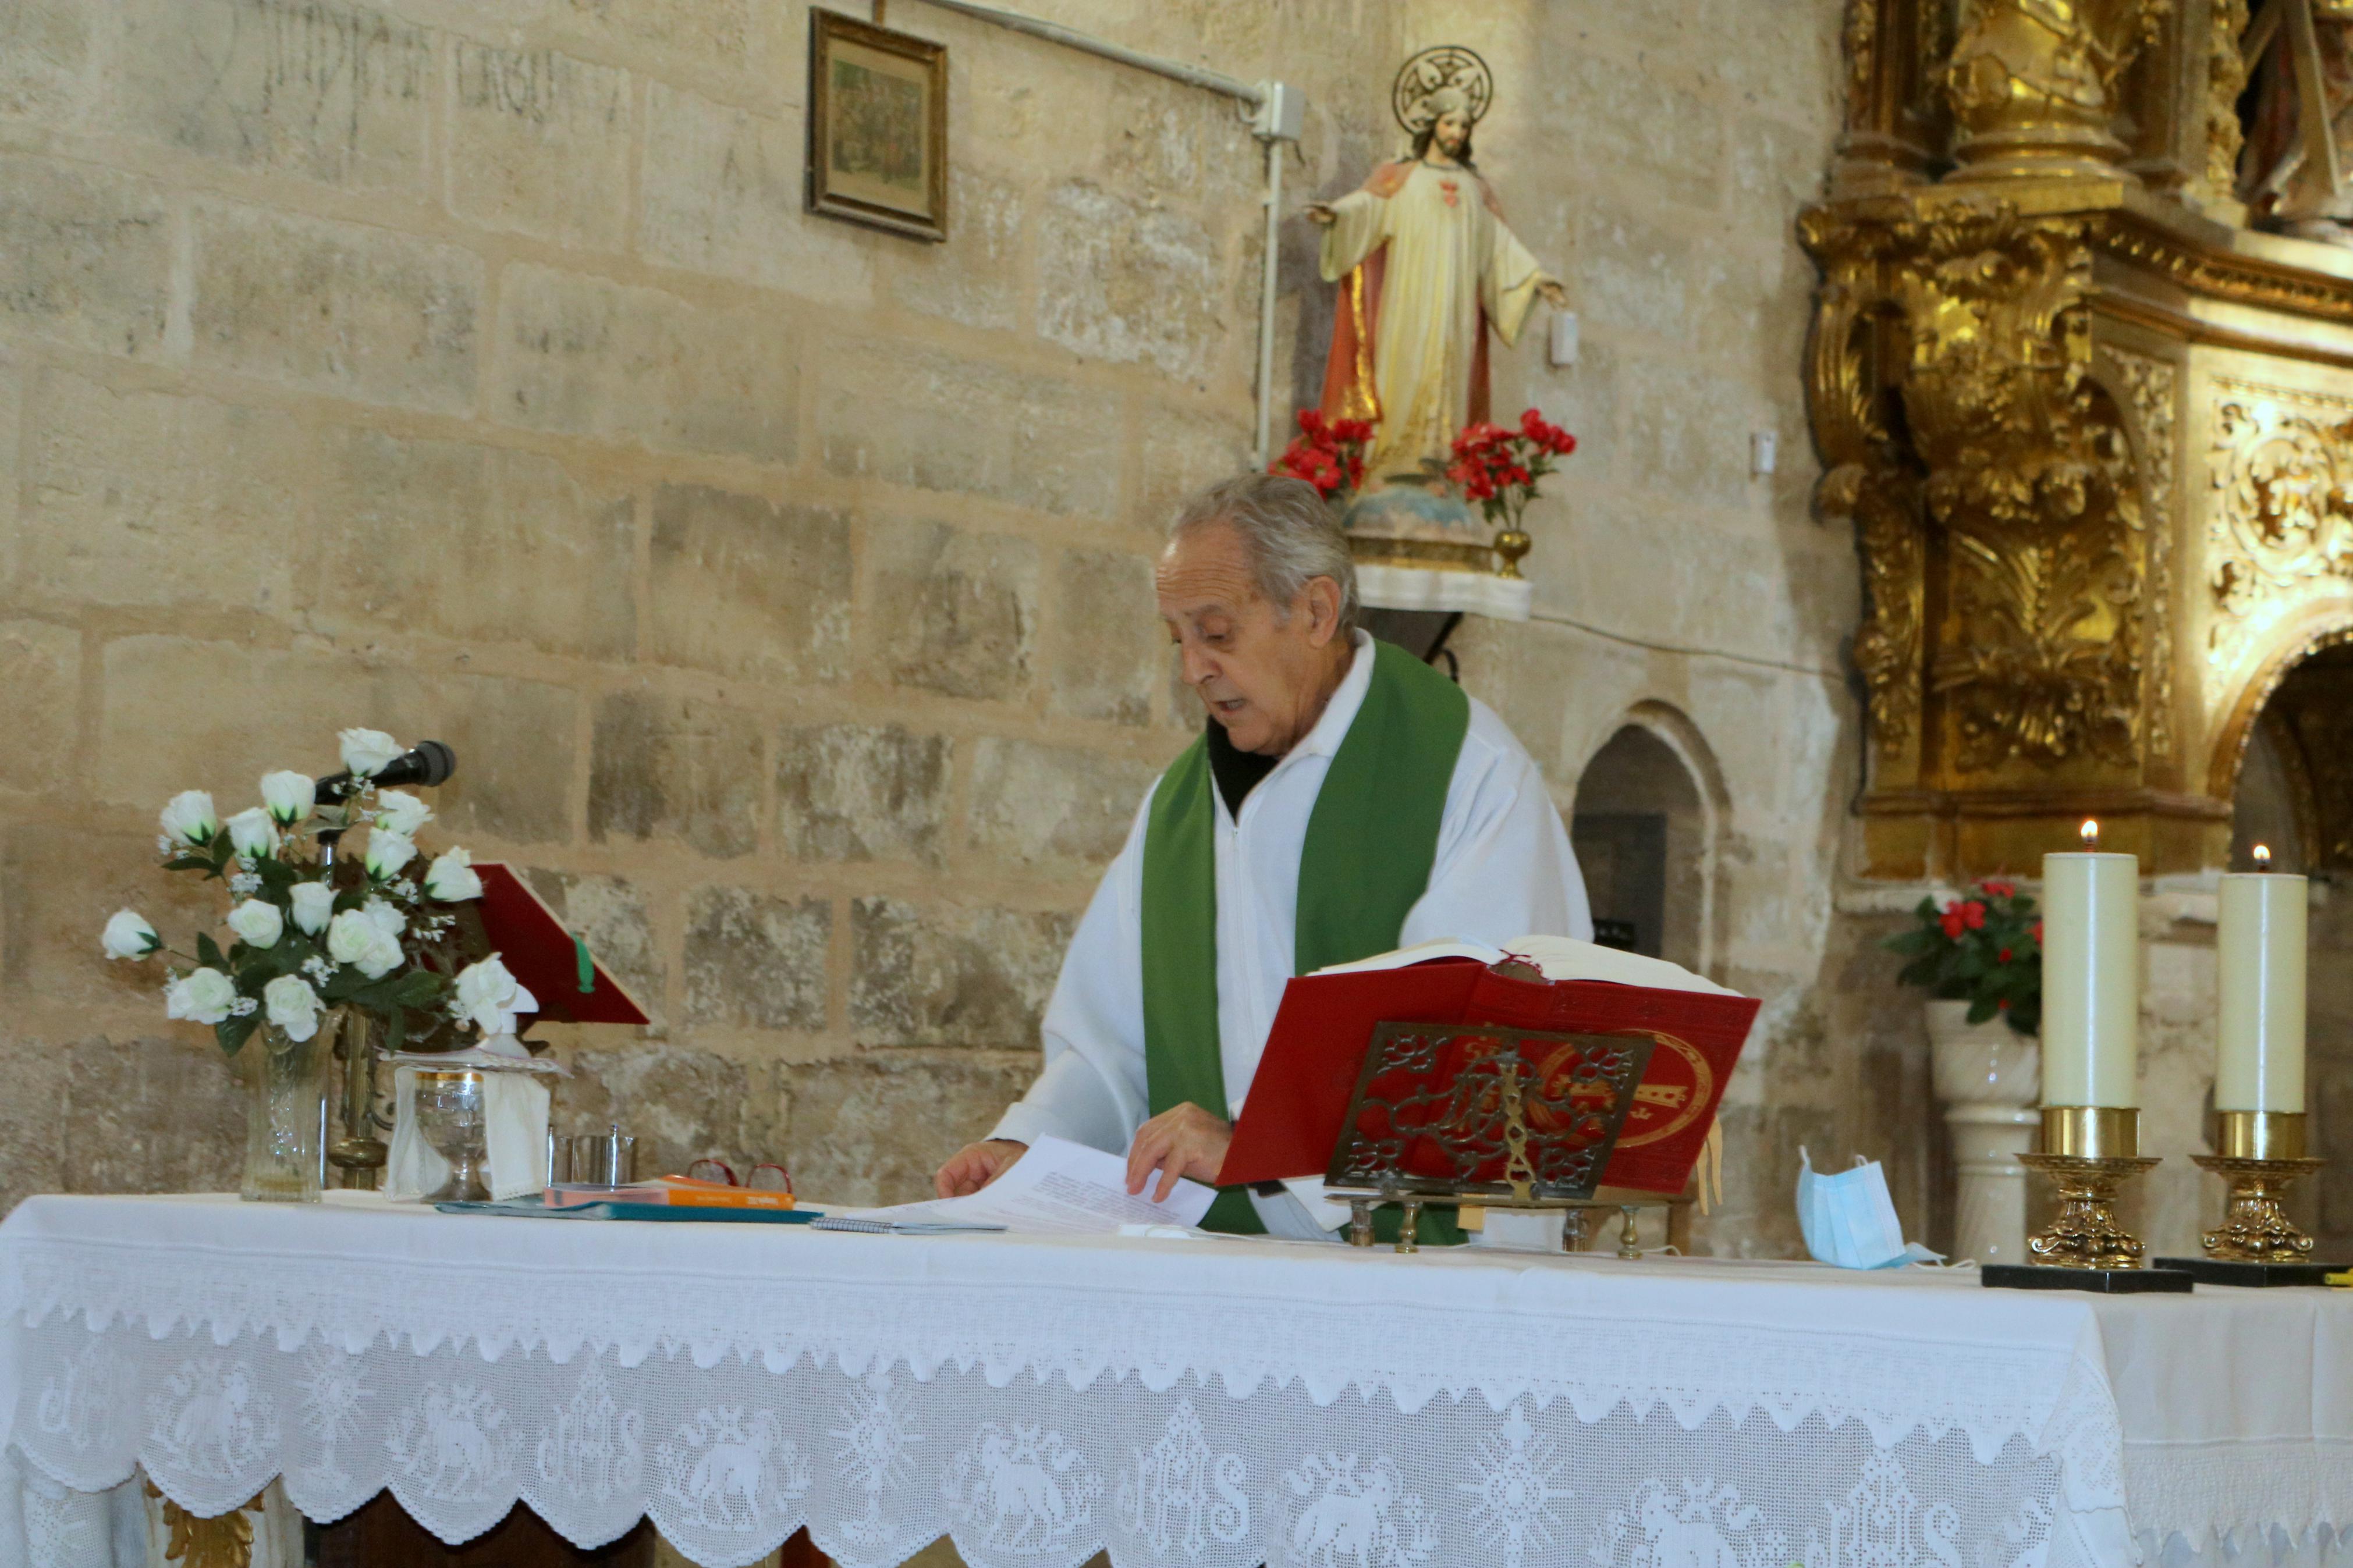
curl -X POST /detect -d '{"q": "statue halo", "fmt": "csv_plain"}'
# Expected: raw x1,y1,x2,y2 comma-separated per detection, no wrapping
1392,45,1495,133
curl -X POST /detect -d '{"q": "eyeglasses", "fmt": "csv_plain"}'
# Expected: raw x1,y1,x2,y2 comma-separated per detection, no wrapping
683,1158,793,1196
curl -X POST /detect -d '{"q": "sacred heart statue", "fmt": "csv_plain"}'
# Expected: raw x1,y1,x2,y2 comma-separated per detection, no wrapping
1305,47,1567,575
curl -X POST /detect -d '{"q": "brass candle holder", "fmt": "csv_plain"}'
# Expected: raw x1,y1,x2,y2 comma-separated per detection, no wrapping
2193,1110,2322,1263
2020,1106,2160,1270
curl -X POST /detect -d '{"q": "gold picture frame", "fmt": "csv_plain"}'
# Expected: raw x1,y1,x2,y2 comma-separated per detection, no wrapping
805,9,947,243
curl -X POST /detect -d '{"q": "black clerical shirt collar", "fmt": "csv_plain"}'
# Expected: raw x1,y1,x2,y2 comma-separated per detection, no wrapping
1206,719,1277,817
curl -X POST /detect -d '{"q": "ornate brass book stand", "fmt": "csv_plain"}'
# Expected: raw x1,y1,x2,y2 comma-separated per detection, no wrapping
1325,1022,1654,1254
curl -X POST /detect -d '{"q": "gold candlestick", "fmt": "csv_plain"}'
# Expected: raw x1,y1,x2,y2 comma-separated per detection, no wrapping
2194,1110,2322,1262
2021,1106,2160,1270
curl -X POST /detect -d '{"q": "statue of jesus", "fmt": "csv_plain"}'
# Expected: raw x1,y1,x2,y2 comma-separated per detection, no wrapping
1307,64,1567,483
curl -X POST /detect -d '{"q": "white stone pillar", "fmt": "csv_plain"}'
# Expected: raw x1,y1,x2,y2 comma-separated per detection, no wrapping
1926,999,2042,1265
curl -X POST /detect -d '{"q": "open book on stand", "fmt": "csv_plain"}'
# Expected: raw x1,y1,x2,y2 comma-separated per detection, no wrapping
1219,936,1758,1197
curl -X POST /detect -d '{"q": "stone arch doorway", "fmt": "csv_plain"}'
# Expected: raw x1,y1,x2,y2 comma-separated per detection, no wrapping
1567,709,1724,975
2223,631,2353,876
2221,632,2353,1256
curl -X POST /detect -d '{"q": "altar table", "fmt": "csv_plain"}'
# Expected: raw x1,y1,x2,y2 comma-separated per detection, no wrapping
2,1194,2350,1568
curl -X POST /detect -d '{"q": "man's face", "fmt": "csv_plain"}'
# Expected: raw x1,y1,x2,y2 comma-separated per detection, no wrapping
1433,111,1469,156
1156,521,1342,758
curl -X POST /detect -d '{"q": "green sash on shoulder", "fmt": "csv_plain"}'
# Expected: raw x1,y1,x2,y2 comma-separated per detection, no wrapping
1140,639,1470,1239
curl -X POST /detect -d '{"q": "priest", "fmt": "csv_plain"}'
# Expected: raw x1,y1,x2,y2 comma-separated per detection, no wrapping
934,474,1591,1239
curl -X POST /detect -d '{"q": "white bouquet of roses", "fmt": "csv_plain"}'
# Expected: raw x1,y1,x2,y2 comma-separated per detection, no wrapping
103,728,535,1055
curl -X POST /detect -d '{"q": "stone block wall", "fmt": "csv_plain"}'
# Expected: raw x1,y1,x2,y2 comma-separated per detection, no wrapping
0,0,1887,1253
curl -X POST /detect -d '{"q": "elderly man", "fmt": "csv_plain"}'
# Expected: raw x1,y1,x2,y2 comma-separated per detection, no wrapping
935,474,1591,1239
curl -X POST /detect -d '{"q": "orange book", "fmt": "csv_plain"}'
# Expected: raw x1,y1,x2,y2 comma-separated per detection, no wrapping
545,1177,795,1211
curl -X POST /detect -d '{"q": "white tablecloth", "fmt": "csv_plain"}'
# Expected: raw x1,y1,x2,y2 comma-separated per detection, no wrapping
0,1193,2347,1568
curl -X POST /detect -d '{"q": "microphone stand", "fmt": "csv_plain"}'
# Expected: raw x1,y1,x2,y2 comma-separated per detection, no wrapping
313,738,457,1190
311,824,390,1190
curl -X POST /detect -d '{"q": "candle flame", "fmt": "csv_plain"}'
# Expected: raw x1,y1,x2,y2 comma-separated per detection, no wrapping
2079,818,2099,849
2255,843,2273,869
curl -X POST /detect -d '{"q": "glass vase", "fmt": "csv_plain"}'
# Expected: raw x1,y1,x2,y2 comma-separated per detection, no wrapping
240,1012,339,1203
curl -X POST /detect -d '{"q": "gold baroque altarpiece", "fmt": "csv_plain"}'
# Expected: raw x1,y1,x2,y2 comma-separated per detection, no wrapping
1810,0,2353,877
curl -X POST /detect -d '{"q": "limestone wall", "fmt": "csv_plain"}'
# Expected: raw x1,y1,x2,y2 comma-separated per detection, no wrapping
0,0,1872,1252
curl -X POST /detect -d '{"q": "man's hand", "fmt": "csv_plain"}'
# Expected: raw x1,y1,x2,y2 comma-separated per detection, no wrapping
935,1139,1025,1198
1125,1103,1233,1202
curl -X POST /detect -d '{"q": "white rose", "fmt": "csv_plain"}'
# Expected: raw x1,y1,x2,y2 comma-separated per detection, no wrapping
165,967,238,1026
363,830,416,881
424,847,483,902
225,898,284,950
360,896,407,939
338,728,404,778
326,909,377,968
261,974,322,1043
159,791,219,848
452,955,538,1038
259,770,316,826
328,910,404,981
361,925,404,979
289,880,336,936
224,807,280,862
101,909,159,961
373,789,432,838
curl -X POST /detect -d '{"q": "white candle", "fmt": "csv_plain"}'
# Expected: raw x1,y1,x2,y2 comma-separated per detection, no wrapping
2040,825,2139,1107
2216,847,2306,1113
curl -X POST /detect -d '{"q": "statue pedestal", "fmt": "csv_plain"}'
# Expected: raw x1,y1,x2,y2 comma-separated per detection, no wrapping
1926,1000,2041,1265
1343,488,1531,621
1356,563,1531,619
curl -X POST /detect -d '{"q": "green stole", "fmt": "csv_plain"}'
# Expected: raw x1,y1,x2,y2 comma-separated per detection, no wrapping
1139,639,1470,1241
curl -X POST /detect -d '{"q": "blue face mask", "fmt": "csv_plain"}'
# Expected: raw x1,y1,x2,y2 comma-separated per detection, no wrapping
1796,1148,1935,1270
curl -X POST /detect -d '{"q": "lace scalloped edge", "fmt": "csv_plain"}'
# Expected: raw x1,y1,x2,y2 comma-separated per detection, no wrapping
2125,1441,2353,1551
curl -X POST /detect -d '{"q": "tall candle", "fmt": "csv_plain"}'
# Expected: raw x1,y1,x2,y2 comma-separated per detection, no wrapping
2216,848,2306,1113
2041,826,2139,1107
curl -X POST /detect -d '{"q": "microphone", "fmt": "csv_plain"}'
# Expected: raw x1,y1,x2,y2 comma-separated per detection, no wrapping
317,739,457,803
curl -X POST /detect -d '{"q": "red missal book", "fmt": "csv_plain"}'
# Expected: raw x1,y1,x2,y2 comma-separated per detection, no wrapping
1218,938,1758,1196
471,862,651,1027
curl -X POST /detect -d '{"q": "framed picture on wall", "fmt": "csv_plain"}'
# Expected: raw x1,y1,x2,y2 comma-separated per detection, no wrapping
806,9,948,242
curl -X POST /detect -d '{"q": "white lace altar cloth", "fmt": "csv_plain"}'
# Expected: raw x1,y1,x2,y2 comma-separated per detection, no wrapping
0,1194,2338,1568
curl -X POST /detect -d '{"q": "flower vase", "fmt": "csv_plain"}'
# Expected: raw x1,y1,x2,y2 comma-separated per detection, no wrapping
1925,998,2040,1264
240,1012,339,1203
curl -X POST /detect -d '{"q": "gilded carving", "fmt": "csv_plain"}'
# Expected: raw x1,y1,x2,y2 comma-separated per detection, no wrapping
2208,381,2353,616
1804,195,2151,770
147,1481,262,1568
1846,0,1882,130
1826,460,1929,756
1890,206,2146,767
1943,0,2174,170
2201,0,2252,202
2105,348,2179,756
1802,208,1928,759
2101,225,2353,320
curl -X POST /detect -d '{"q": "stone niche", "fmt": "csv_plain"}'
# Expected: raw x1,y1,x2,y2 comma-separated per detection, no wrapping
1808,0,2353,1252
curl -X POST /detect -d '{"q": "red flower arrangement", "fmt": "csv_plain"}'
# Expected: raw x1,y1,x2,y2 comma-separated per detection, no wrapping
1436,408,1578,531
1884,878,2042,1036
1269,410,1375,506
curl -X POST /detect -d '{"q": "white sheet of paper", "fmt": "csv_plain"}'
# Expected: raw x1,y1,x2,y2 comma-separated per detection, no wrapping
1309,933,1738,995
841,1136,1215,1235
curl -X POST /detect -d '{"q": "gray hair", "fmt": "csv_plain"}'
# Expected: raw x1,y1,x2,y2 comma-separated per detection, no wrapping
1167,474,1360,628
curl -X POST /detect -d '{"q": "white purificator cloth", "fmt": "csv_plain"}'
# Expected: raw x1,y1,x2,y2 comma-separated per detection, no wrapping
1,1192,2349,1568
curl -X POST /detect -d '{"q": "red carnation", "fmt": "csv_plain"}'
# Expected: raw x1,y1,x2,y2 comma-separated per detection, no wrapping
1940,908,1965,939
1960,900,1986,930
